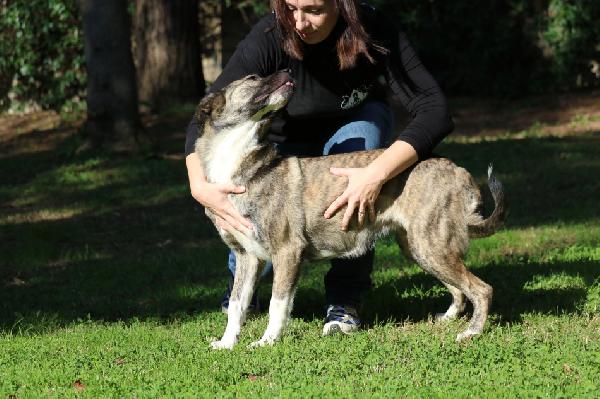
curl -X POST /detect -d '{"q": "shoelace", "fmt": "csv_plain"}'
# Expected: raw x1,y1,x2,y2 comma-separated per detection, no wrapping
326,305,360,324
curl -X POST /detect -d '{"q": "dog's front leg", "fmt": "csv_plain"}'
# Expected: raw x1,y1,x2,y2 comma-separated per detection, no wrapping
250,247,301,348
211,251,262,350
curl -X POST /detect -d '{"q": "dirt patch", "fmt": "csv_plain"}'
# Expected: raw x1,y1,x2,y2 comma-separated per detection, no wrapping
0,111,62,138
1,91,599,157
0,111,80,157
390,90,600,138
448,90,600,137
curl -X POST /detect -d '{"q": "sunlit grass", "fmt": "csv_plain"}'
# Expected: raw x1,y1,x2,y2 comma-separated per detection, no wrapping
1,127,599,396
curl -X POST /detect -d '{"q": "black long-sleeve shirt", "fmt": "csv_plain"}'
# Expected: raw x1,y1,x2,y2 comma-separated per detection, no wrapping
185,4,454,159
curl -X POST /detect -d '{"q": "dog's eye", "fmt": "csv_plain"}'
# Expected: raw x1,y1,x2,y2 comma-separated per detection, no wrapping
247,74,259,81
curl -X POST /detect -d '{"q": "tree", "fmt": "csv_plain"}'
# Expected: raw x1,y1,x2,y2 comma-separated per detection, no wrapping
79,0,141,151
134,0,205,112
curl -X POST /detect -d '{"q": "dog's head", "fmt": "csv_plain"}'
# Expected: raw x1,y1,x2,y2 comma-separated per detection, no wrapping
194,70,294,137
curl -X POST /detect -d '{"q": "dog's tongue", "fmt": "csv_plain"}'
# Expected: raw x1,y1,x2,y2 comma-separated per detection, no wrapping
254,75,294,103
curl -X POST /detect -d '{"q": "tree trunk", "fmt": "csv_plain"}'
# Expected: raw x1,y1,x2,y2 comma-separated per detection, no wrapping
79,0,141,151
199,0,222,85
134,0,205,112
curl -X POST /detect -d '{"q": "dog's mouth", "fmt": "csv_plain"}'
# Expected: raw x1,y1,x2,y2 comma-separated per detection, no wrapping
253,71,295,104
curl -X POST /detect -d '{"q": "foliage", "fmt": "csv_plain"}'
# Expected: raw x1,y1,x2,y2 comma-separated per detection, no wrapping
226,0,270,17
542,0,600,90
0,0,85,111
370,0,600,96
1,0,599,110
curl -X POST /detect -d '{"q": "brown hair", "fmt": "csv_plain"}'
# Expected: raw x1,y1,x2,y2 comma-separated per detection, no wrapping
270,0,388,70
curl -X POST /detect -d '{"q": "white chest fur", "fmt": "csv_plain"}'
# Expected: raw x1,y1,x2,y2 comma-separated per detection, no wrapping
205,120,260,184
205,120,271,260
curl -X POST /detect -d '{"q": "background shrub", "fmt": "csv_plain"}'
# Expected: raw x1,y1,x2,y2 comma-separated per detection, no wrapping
0,0,85,111
0,0,598,111
371,0,600,96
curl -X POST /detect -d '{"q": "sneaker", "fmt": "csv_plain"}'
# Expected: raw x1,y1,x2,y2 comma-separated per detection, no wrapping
322,305,361,335
220,278,260,314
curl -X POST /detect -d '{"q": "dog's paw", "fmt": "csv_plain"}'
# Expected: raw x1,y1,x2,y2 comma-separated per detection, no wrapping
435,312,453,322
210,338,236,350
248,338,275,349
435,311,462,322
455,328,481,342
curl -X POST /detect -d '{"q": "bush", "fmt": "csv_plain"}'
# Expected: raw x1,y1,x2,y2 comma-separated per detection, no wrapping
1,0,598,110
371,0,600,96
0,0,86,111
542,0,600,91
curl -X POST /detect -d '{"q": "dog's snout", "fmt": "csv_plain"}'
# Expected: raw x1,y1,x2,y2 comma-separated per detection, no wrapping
277,69,293,81
251,70,295,104
277,69,294,87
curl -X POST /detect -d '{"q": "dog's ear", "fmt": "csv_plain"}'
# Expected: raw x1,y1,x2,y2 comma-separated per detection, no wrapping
196,91,226,117
192,91,226,130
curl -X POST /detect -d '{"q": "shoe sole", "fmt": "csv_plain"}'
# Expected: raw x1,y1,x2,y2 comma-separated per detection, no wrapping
324,324,342,335
322,321,359,336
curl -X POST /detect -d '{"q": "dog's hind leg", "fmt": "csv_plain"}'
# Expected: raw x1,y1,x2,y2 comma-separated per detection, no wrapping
435,282,466,321
212,251,262,350
395,230,411,259
409,232,492,342
422,256,491,341
250,246,302,348
397,231,466,322
446,267,491,341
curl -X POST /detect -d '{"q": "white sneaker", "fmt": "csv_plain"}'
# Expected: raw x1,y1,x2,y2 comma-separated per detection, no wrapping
322,305,361,335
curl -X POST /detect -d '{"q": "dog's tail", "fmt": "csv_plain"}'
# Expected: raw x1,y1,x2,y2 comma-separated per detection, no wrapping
468,164,507,238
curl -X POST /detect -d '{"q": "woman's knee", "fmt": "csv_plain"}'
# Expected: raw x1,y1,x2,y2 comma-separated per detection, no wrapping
323,101,394,155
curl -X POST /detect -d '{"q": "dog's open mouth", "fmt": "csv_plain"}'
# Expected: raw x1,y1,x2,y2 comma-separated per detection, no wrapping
253,70,295,104
253,80,294,103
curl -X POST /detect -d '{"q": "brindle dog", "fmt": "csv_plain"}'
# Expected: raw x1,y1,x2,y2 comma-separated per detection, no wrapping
193,70,506,350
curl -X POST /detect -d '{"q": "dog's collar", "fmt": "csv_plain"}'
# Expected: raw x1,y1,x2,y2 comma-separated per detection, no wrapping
251,101,287,122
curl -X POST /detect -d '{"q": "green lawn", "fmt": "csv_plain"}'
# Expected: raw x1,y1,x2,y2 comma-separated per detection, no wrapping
1,114,599,397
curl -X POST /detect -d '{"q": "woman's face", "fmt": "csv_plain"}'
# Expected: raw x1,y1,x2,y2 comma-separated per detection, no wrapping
283,0,339,44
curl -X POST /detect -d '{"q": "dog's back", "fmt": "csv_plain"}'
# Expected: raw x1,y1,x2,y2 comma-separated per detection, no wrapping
288,153,503,263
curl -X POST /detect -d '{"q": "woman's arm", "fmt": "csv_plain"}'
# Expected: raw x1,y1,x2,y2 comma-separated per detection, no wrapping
186,152,253,234
384,29,454,159
325,8,452,229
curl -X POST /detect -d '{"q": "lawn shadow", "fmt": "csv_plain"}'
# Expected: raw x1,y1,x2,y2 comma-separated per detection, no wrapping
357,258,599,329
0,242,234,333
1,194,233,333
1,125,599,333
437,133,600,228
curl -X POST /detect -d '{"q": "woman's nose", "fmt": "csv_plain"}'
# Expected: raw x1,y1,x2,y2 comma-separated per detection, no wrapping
294,11,309,30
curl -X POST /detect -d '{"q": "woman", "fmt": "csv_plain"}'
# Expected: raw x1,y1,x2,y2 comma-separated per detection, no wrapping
185,0,454,335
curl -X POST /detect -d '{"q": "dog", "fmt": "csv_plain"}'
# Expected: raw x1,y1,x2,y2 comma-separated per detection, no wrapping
193,70,506,350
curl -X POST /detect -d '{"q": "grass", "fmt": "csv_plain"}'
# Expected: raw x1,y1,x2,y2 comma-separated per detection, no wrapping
1,113,600,397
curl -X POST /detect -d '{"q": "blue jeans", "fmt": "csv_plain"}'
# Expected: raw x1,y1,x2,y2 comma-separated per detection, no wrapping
228,101,394,307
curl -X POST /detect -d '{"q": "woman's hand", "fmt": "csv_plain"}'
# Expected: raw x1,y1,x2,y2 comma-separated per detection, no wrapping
323,165,386,230
193,181,253,235
186,153,253,235
323,141,419,231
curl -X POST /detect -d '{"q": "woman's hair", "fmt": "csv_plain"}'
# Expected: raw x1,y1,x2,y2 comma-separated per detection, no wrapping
270,0,388,70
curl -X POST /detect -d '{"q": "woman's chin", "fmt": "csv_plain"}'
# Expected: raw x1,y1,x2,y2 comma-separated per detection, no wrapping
297,31,323,44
